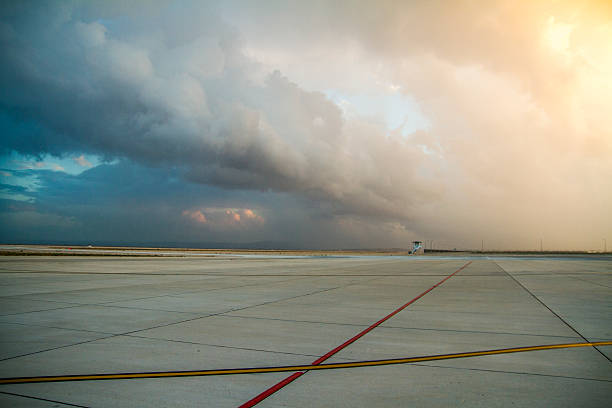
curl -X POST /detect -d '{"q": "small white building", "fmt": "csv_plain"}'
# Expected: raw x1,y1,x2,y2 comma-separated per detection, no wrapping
411,241,424,255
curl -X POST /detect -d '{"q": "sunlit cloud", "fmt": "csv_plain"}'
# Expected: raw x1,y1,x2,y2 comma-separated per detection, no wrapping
73,155,93,168
545,16,574,55
10,160,64,172
183,207,264,229
182,209,207,224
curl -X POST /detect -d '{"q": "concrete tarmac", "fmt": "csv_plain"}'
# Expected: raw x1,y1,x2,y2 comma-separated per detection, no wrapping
0,255,610,407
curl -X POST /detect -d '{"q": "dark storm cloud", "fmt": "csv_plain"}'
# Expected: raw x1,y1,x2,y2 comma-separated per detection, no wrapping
0,161,409,248
0,1,434,225
0,161,253,244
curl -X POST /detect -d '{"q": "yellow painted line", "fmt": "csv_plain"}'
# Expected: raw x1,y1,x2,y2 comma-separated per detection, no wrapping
1,341,610,385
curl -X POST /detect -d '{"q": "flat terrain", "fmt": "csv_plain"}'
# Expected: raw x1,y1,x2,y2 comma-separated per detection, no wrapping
0,255,610,407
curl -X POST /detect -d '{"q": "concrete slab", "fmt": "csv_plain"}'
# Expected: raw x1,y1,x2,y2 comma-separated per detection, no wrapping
224,276,444,326
0,298,76,316
0,305,200,335
105,276,362,315
136,315,365,358
0,255,610,407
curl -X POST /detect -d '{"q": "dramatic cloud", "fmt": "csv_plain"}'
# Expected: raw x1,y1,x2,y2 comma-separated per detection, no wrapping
0,1,610,249
0,0,433,222
224,0,612,249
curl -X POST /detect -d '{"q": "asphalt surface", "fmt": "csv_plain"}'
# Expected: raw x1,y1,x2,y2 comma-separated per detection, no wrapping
0,255,610,407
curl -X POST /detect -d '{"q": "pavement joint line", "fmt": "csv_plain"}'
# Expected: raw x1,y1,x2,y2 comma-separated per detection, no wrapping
239,261,473,408
71,304,206,315
220,315,582,339
0,320,117,336
117,276,383,337
0,298,95,306
0,276,319,316
2,278,375,328
0,304,88,317
1,341,610,385
124,334,334,359
0,303,203,316
381,308,553,316
0,276,279,300
399,308,590,317
0,278,378,363
0,334,116,363
118,287,342,336
3,320,334,360
0,277,306,308
0,390,90,407
97,275,315,302
495,262,612,363
0,290,334,363
159,275,315,297
411,361,612,382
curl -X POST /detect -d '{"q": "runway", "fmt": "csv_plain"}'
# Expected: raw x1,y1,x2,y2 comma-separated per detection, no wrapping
0,255,610,407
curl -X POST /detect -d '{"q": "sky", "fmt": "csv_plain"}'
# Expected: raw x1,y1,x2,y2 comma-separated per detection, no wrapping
0,0,611,250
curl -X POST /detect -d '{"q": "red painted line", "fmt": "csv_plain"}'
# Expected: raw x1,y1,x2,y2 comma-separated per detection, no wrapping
239,372,304,407
239,261,472,408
